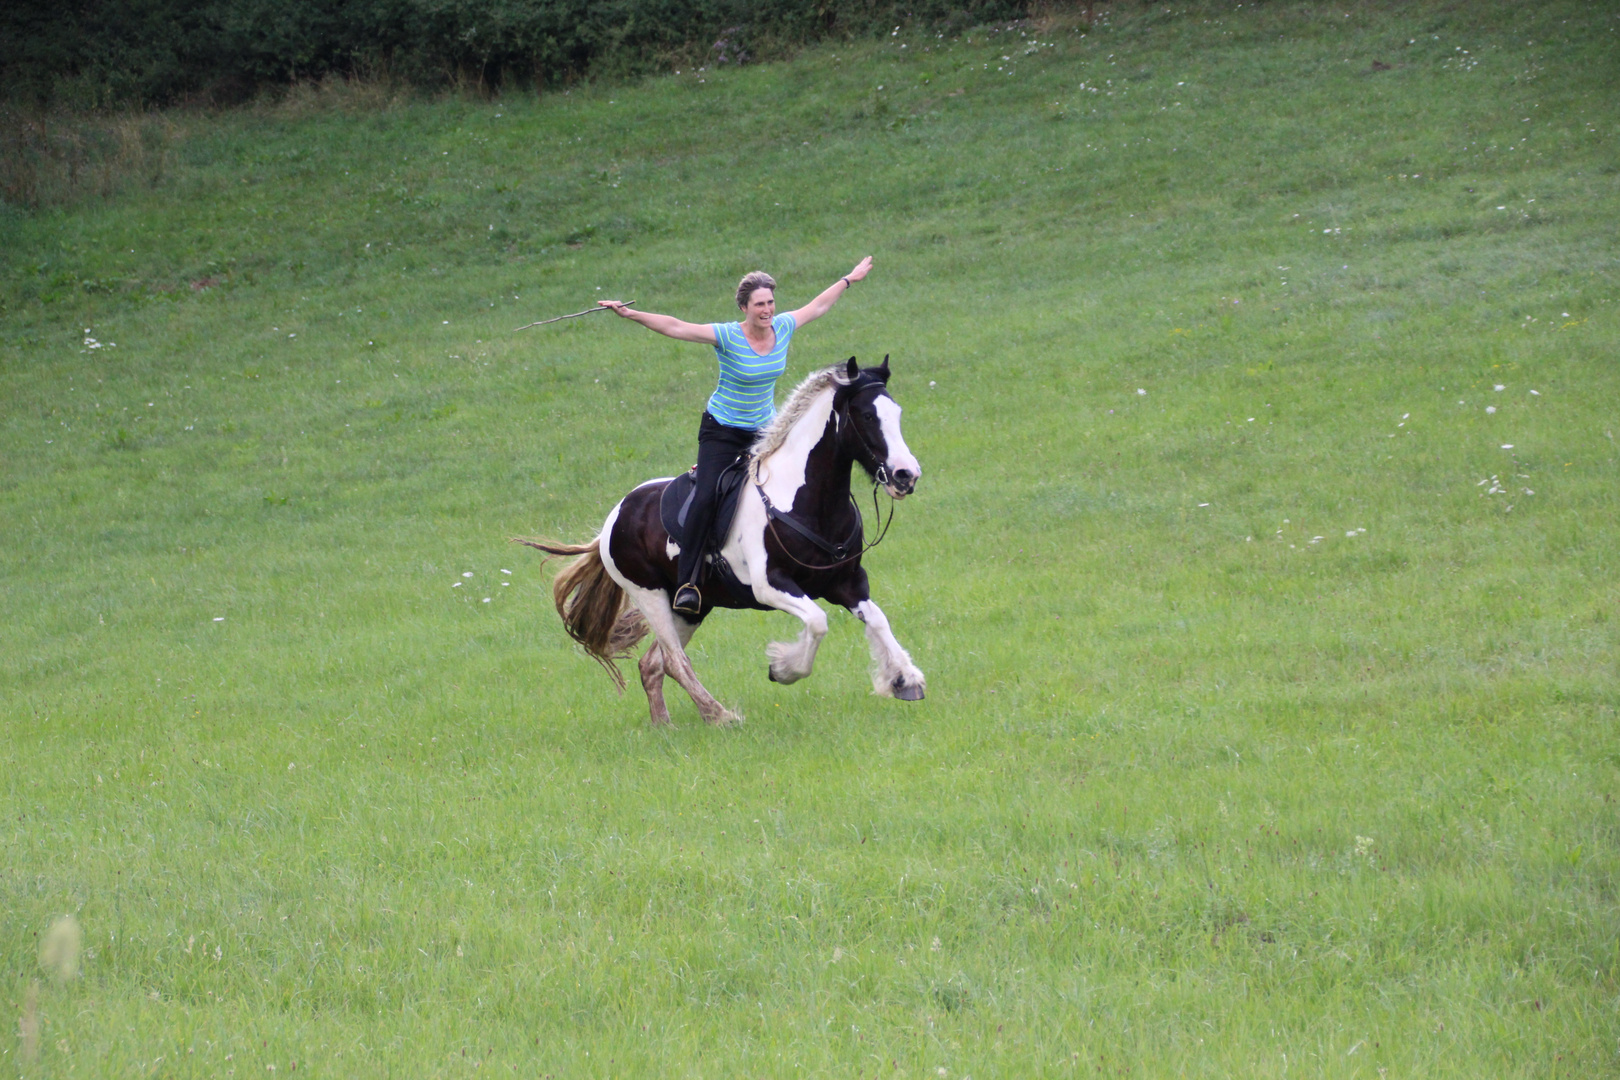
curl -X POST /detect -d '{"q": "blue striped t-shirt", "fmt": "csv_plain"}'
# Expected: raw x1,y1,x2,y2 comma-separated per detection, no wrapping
706,314,796,429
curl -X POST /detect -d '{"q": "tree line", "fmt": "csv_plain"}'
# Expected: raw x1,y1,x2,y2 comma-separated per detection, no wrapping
3,0,1034,108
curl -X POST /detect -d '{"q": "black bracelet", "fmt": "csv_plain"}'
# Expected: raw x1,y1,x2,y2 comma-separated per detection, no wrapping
841,276,852,287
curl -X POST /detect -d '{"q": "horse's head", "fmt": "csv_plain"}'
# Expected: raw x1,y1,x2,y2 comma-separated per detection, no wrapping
836,355,922,499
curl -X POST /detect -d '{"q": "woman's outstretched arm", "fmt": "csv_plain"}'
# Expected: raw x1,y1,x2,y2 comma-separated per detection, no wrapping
787,257,873,328
598,300,717,344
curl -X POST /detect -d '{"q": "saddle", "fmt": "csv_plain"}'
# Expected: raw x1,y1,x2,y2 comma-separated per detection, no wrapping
659,455,766,610
659,455,748,553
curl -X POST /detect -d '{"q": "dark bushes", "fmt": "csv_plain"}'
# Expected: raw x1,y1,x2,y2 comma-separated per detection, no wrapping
2,0,1033,108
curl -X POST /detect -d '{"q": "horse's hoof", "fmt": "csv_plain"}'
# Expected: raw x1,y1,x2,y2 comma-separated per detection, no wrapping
892,676,925,701
768,668,780,683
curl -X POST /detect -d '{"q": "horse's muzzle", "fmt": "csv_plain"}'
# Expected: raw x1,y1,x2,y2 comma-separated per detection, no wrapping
887,468,918,498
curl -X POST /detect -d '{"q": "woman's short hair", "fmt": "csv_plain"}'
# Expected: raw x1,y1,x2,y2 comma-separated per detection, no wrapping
735,271,777,309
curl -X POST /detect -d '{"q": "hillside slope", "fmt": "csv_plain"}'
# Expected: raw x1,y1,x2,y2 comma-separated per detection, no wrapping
2,3,1618,1076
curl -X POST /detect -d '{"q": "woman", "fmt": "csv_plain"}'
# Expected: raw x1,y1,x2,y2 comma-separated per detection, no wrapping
599,256,873,615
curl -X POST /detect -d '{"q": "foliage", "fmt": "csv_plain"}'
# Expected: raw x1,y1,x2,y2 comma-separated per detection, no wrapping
0,0,1032,107
2,1,1619,1075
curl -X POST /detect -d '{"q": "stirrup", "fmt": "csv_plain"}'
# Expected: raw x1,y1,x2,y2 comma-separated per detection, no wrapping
672,583,702,616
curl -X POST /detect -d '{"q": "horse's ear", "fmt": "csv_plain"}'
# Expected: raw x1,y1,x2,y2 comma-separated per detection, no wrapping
844,356,859,380
875,354,891,382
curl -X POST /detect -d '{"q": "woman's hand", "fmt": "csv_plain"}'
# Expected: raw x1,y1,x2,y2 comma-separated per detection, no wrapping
601,301,716,344
790,256,874,327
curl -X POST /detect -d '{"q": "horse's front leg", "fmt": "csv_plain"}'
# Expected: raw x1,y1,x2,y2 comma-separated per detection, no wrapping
850,598,926,700
753,568,829,685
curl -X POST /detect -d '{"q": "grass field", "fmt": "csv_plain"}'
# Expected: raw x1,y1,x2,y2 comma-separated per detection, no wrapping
3,1,1619,1075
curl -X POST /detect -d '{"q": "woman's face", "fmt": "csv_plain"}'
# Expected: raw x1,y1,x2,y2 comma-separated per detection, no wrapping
743,288,775,327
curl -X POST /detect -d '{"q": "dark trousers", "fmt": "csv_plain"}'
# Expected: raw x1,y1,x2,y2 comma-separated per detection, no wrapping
678,411,758,588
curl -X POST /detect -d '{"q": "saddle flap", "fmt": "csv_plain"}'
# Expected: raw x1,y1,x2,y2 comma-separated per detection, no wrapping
659,456,748,553
659,468,698,541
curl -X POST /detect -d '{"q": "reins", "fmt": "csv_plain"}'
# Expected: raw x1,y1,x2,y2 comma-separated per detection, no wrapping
754,387,898,572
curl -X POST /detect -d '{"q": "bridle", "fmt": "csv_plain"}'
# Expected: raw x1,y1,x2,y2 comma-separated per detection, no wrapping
841,382,894,490
754,381,897,571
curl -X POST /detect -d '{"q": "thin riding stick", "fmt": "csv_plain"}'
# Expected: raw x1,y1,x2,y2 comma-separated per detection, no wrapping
512,301,635,332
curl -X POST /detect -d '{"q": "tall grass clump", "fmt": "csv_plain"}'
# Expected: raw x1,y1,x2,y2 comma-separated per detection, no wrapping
0,106,180,210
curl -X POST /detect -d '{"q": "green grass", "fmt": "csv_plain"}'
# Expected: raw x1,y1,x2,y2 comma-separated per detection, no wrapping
3,1,1619,1075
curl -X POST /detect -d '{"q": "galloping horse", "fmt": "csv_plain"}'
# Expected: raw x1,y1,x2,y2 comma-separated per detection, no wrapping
518,357,925,726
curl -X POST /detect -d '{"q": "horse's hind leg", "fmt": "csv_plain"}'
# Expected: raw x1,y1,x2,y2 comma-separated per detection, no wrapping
850,599,927,700
627,587,740,727
637,618,699,727
638,643,672,727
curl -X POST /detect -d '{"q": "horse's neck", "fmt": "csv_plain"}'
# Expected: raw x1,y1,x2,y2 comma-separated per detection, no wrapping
799,415,855,517
756,388,851,515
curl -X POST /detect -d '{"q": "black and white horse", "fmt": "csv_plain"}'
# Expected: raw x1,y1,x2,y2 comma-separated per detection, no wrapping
519,357,925,726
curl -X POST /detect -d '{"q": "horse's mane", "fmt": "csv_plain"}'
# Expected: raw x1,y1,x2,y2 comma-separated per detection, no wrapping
747,364,852,480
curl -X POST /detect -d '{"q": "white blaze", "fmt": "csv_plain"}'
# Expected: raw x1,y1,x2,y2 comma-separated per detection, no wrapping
874,396,920,481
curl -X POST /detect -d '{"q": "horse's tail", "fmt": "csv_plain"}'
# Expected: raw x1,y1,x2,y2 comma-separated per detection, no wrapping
511,536,648,691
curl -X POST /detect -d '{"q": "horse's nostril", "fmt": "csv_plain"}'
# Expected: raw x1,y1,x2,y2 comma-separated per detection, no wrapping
894,469,917,484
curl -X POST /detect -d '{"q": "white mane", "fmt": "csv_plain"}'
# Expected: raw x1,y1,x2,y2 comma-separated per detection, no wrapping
747,365,852,482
